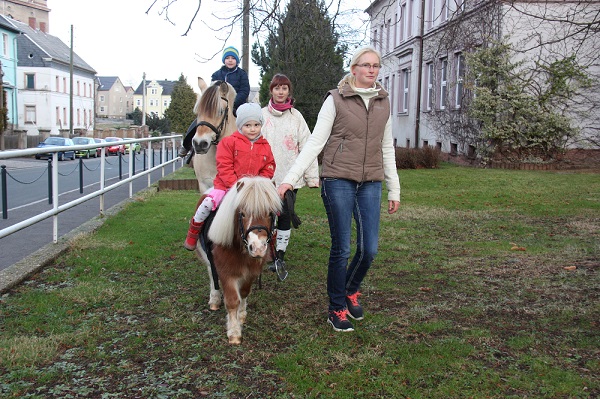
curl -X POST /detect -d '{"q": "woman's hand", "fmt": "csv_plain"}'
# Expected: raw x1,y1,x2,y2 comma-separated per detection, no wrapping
277,183,293,199
388,200,400,214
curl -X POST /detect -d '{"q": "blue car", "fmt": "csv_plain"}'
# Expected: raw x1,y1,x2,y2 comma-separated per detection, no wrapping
35,137,76,161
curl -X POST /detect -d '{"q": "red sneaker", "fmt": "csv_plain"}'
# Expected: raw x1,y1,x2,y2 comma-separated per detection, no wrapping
346,291,364,320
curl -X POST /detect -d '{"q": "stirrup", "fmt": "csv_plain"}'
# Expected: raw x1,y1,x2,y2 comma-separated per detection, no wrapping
274,258,288,281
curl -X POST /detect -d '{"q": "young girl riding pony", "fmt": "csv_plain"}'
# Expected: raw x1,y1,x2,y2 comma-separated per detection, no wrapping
184,103,275,252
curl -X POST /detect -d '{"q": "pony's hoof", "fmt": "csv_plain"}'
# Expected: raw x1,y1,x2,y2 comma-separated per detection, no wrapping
209,304,220,311
229,336,242,345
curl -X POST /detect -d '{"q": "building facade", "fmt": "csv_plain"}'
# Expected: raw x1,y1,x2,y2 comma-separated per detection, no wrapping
0,15,19,133
133,79,175,117
9,17,96,134
0,0,49,32
96,76,133,119
366,0,600,157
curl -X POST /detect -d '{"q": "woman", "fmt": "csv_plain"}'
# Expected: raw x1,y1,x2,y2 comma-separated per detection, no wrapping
261,74,319,280
277,47,401,332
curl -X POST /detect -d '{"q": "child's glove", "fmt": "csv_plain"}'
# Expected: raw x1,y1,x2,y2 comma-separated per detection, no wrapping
208,189,226,210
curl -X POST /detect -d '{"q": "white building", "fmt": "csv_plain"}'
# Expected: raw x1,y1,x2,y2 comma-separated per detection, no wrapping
8,17,96,134
366,0,600,157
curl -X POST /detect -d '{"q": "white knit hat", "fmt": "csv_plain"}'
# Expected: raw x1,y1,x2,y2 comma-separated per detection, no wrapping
235,103,263,131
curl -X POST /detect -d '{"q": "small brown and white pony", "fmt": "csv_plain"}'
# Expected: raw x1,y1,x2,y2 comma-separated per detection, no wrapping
196,176,282,344
192,78,237,194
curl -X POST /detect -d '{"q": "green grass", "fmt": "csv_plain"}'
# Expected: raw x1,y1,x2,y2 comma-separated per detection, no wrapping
1,163,598,398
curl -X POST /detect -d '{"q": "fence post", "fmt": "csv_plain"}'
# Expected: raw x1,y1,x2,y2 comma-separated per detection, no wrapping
47,159,52,204
1,165,7,219
79,158,84,193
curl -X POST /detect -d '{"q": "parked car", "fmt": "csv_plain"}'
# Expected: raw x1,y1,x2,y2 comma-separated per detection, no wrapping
94,138,107,156
35,137,76,161
72,137,99,158
105,137,125,155
124,141,141,154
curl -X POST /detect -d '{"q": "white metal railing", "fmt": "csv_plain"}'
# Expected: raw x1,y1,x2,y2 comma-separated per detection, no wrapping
0,135,184,243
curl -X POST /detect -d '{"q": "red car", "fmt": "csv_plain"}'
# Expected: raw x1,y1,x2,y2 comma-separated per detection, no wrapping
105,137,125,155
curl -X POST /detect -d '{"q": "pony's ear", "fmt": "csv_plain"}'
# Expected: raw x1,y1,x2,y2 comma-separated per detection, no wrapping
219,81,229,95
198,77,207,92
236,180,245,191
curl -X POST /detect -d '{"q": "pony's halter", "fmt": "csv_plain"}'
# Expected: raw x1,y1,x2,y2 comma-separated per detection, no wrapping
238,211,277,249
197,96,230,147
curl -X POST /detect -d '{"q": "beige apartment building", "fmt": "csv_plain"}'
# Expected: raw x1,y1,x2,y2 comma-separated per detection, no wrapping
96,76,134,119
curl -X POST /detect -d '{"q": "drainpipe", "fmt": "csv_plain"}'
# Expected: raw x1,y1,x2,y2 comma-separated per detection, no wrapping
414,0,426,149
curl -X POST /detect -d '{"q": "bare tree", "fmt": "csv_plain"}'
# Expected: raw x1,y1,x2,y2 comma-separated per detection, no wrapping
146,0,372,66
419,0,600,162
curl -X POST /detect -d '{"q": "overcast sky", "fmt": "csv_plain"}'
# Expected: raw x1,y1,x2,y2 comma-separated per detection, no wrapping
49,0,370,92
49,0,259,91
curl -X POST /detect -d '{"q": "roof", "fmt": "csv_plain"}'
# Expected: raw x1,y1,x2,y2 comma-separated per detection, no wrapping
97,76,120,91
134,80,178,95
4,16,96,74
0,15,21,34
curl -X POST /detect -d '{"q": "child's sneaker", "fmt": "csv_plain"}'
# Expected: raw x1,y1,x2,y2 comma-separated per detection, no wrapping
346,291,364,320
327,309,354,332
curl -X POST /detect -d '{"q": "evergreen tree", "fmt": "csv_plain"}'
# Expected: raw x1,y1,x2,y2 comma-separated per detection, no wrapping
164,74,198,134
251,0,346,129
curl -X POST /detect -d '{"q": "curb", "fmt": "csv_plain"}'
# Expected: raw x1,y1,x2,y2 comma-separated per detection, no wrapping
0,188,152,295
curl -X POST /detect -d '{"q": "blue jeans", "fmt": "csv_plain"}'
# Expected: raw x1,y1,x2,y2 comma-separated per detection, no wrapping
321,178,382,311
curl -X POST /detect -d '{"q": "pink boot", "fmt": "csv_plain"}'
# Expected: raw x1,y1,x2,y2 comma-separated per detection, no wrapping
184,219,204,251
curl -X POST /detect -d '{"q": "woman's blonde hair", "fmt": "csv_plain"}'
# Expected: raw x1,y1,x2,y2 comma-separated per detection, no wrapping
337,46,382,91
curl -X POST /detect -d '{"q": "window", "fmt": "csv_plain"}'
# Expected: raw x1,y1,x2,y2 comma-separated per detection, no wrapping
100,106,105,112
55,76,59,92
63,108,67,123
77,81,80,96
77,109,80,125
402,69,410,113
400,3,406,42
407,0,414,36
391,73,396,113
63,78,67,93
136,99,141,106
426,63,434,111
455,53,465,108
430,0,437,28
25,73,35,89
372,29,378,48
2,33,8,56
386,19,391,53
99,95,105,102
440,58,448,109
25,105,36,124
163,99,168,107
151,88,157,95
394,13,398,48
55,107,59,125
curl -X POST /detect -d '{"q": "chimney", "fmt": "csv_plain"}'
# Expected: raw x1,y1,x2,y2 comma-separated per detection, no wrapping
28,17,36,30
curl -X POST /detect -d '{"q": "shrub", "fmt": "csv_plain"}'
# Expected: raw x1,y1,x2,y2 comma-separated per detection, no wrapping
395,146,441,169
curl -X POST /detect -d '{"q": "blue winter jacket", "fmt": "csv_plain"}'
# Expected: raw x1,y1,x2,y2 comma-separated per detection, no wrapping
211,66,250,115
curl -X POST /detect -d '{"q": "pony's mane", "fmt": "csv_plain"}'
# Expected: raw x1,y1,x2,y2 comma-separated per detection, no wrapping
208,176,282,247
193,83,224,120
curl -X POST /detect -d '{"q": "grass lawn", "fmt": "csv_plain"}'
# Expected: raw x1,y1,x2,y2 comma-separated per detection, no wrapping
1,164,598,398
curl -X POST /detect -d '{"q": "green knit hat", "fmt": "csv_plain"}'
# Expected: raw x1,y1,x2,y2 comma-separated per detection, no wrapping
222,46,240,64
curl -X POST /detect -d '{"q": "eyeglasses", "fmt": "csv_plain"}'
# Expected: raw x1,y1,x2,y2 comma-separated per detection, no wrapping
356,63,381,70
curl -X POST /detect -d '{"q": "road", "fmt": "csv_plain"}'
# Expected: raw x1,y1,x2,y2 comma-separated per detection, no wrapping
0,155,184,272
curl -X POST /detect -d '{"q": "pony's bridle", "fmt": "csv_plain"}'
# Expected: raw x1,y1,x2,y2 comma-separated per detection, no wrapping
197,96,230,147
238,211,277,249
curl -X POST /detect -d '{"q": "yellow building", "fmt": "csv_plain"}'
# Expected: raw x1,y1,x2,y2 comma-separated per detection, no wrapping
132,79,176,117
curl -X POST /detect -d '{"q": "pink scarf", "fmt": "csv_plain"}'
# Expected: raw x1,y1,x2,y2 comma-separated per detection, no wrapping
270,97,294,112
